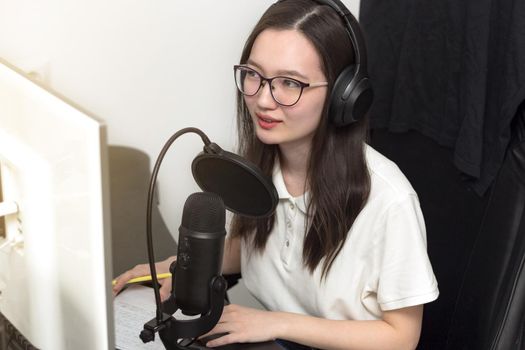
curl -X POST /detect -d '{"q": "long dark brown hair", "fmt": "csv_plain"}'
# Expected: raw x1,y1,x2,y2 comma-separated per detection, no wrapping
230,0,371,279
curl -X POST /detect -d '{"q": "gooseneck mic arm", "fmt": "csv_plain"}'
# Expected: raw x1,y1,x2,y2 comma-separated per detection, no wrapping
145,127,211,322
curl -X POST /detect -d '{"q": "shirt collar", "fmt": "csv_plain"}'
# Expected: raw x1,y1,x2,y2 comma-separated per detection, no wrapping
272,161,309,214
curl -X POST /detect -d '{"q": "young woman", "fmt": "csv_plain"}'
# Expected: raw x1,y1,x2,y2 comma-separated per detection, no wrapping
113,1,438,349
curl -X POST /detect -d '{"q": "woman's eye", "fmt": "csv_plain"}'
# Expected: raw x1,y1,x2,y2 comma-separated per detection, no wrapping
281,78,301,89
245,69,259,79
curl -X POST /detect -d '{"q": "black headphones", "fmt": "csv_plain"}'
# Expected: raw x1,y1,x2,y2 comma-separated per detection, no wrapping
314,0,373,127
278,0,373,127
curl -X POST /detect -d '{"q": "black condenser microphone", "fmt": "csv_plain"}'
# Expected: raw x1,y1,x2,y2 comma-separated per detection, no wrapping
174,192,226,316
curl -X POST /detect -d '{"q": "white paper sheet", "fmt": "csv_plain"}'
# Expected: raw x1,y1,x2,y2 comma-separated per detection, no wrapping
114,284,195,350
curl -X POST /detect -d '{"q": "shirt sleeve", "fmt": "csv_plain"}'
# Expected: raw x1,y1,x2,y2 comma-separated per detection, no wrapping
376,194,439,311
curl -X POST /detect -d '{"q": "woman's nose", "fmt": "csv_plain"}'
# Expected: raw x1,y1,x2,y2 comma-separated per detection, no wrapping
256,81,278,108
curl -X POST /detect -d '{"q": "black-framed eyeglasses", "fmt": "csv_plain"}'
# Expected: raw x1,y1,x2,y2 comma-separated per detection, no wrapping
233,65,328,106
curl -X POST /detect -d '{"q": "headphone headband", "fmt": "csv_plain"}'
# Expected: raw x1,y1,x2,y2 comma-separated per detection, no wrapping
311,0,367,74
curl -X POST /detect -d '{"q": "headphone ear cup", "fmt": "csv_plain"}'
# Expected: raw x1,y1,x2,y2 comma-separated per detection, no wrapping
329,65,373,127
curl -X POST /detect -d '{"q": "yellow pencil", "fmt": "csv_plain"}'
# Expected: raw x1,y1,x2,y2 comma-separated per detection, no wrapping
112,272,172,286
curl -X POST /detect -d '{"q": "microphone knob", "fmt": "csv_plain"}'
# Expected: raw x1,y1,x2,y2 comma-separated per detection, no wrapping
178,252,191,268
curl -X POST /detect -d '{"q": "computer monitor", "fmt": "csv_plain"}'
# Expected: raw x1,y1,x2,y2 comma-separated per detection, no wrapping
0,59,114,349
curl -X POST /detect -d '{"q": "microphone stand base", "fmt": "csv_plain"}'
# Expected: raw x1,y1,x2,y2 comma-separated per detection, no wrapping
156,276,227,350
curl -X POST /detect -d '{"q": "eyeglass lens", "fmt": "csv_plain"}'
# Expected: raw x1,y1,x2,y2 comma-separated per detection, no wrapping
235,66,303,106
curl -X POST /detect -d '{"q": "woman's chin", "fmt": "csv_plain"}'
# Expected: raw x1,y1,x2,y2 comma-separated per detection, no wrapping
255,130,281,145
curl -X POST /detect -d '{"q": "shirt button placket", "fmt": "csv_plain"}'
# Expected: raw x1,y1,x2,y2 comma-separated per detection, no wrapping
285,218,292,249
282,199,298,269
285,200,295,251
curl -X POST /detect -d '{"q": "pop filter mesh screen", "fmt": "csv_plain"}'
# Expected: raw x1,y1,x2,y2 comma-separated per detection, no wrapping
192,153,276,218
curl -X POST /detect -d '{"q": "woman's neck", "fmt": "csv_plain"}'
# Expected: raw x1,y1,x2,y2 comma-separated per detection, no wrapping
278,143,310,197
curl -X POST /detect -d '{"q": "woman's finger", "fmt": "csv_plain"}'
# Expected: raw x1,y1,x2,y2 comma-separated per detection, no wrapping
112,264,149,295
159,277,173,301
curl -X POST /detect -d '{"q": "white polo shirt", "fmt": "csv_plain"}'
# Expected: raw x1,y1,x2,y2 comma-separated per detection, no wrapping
240,145,439,320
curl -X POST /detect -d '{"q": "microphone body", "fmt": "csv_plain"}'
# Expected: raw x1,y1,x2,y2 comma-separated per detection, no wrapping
174,192,226,316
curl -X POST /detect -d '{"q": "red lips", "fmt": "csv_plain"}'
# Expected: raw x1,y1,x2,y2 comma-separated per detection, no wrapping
256,114,282,130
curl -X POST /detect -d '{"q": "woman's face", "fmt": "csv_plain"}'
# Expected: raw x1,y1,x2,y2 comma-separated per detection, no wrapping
244,29,327,152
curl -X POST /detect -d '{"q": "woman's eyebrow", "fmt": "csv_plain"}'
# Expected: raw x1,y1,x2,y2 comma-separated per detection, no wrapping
246,59,309,80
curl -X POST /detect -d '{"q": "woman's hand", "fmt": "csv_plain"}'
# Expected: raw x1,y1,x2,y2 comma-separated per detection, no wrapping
201,304,284,347
112,256,177,300
203,305,424,350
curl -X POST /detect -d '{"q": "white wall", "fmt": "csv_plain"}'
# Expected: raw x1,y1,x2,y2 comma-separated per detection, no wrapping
0,0,360,306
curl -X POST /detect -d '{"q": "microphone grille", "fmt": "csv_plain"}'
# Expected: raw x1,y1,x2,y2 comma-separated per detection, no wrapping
181,192,225,232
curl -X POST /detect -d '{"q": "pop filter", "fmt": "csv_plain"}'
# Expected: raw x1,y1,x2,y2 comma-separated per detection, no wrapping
192,143,278,218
